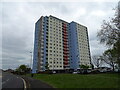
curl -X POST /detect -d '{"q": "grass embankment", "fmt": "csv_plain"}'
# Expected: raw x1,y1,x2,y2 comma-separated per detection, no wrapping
27,73,120,88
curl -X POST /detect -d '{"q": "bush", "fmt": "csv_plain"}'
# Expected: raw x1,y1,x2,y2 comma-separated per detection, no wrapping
90,70,100,74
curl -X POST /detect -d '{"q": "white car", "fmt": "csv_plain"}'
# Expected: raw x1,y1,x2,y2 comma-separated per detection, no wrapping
73,72,77,74
52,71,56,74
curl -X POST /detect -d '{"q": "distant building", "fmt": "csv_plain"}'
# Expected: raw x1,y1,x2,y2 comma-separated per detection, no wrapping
32,15,91,73
5,69,14,73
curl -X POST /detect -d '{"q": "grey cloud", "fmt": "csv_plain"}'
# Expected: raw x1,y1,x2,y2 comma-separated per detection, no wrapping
89,39,107,56
2,2,34,69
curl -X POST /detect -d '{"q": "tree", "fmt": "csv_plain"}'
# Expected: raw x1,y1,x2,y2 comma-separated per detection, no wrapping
19,65,27,72
97,2,120,68
92,55,102,68
80,64,89,69
90,63,94,69
101,49,117,71
15,64,31,75
45,63,49,70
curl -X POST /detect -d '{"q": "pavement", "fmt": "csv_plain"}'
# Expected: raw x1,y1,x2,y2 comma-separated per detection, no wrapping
1,71,55,89
2,72,24,89
22,75,55,89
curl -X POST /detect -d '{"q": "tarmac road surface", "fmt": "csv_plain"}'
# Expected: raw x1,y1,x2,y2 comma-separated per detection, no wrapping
2,72,24,89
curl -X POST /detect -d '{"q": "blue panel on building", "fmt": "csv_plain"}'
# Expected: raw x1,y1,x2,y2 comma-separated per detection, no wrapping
32,21,40,73
69,22,80,70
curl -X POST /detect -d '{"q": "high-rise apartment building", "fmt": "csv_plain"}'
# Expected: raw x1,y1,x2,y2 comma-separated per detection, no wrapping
32,15,91,73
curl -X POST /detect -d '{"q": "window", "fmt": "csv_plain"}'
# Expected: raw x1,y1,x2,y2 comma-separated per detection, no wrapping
46,39,48,41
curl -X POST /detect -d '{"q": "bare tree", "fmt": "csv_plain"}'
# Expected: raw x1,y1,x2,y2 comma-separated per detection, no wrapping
92,55,102,68
97,2,120,46
97,2,120,68
101,49,117,71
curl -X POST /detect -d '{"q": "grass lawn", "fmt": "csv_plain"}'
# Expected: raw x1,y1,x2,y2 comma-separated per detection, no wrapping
28,73,120,88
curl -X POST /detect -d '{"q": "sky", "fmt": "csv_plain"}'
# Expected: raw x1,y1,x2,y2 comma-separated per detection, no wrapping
1,0,119,70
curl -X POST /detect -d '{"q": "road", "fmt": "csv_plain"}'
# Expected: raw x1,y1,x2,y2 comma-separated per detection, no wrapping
2,72,24,89
22,76,55,89
1,71,54,89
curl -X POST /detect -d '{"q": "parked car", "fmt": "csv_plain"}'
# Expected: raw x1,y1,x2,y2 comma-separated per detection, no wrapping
79,69,88,74
90,69,100,74
52,71,56,74
73,71,78,74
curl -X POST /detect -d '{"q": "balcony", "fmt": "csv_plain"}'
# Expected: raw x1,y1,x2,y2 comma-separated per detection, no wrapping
63,34,68,37
62,24,67,27
63,50,69,52
63,39,68,42
64,62,69,65
63,35,68,38
63,52,69,54
62,30,67,33
62,27,67,31
63,48,69,50
63,43,68,45
63,33,67,36
64,60,70,63
63,46,69,49
63,44,68,47
63,56,69,59
63,38,68,40
63,44,68,46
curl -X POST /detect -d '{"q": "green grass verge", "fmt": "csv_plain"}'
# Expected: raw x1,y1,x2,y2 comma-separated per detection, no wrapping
27,73,120,88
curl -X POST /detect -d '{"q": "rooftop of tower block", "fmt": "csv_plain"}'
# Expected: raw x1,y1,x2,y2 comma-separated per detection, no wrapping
49,15,68,24
71,21,87,29
36,15,87,28
49,15,87,28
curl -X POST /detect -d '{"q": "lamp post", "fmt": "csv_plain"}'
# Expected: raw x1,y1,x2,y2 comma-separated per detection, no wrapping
30,51,32,73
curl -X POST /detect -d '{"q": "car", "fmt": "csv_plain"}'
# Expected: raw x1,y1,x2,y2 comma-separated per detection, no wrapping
52,71,56,74
73,72,78,74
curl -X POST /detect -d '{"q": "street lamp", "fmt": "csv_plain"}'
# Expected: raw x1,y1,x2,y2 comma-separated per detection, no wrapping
30,51,32,73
